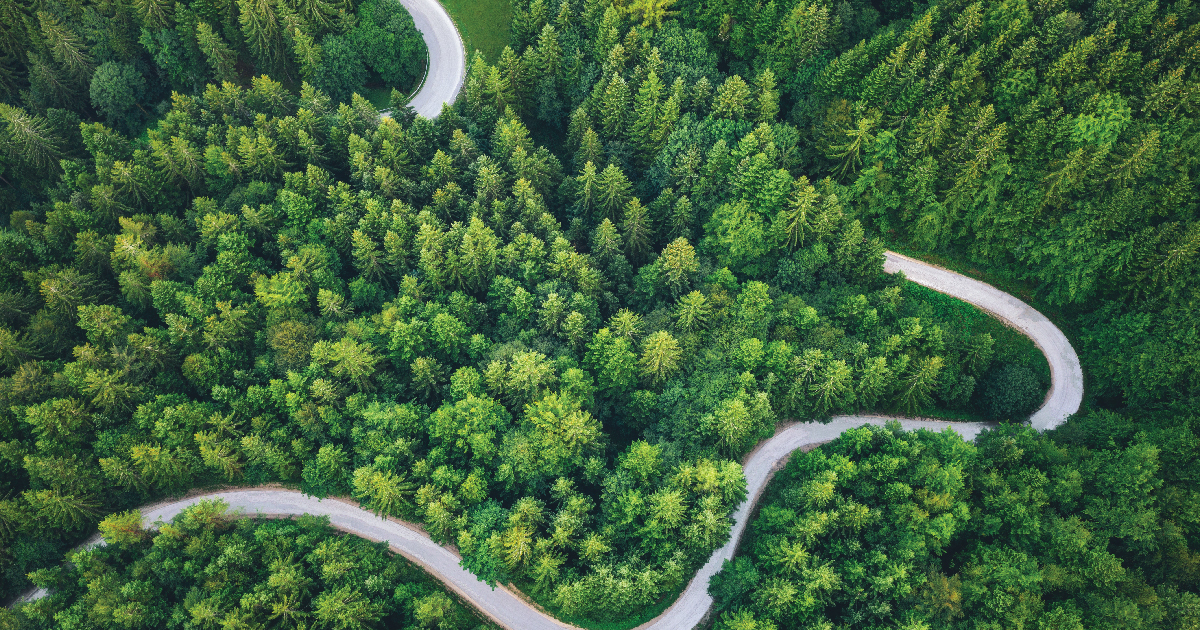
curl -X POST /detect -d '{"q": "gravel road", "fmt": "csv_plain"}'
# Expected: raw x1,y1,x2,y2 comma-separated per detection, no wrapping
14,254,1083,629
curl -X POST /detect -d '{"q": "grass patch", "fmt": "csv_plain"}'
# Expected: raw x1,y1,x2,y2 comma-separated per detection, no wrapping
364,86,394,111
440,0,513,62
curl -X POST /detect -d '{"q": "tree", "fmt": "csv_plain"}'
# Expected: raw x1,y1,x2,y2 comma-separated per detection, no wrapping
622,198,652,263
640,331,681,386
513,392,603,483
754,68,779,124
351,467,415,517
830,115,876,180
659,238,698,297
703,200,769,275
314,33,368,105
302,444,350,496
428,394,512,466
313,585,382,630
311,337,381,390
775,176,819,250
675,291,711,333
23,489,100,530
775,1,831,70
977,364,1043,420
600,74,630,138
196,22,239,83
810,359,854,415
895,356,943,414
627,0,678,28
597,163,632,222
37,11,93,83
237,0,285,78
586,328,638,396
0,103,63,171
713,75,751,119
629,71,663,162
98,510,148,548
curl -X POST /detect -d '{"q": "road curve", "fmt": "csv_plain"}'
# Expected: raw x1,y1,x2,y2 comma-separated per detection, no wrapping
398,0,466,118
17,253,1083,630
882,252,1084,431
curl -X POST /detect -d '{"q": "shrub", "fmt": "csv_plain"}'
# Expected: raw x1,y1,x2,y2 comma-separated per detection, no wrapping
977,363,1043,421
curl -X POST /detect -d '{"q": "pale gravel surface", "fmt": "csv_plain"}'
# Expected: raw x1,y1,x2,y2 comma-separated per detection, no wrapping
396,0,465,118
15,254,1083,630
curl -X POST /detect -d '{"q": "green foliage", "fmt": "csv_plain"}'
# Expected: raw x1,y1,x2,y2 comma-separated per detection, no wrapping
976,363,1044,421
2,0,1193,624
88,62,148,135
315,34,370,104
12,501,490,630
0,0,427,143
719,413,1200,630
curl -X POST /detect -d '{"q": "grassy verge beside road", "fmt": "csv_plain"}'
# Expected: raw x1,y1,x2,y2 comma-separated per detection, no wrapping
440,0,513,62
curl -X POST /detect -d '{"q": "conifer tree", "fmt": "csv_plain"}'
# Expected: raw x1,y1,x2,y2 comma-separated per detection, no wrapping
597,163,632,222
622,198,652,263
754,68,779,124
713,75,750,120
629,70,663,164
599,74,629,139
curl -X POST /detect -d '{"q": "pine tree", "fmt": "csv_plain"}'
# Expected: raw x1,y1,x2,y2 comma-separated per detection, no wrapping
575,127,603,169
667,195,694,241
291,27,322,81
575,160,599,216
629,70,663,164
627,0,678,29
713,75,750,119
639,331,681,385
659,238,697,297
238,0,285,77
776,176,818,250
622,198,652,263
599,73,630,139
37,11,94,83
196,22,239,83
132,0,173,29
567,107,591,151
597,163,632,222
0,103,63,171
653,87,680,153
535,23,562,81
754,68,779,123
895,356,943,414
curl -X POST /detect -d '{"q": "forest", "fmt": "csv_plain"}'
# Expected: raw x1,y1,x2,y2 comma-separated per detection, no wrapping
0,0,1196,626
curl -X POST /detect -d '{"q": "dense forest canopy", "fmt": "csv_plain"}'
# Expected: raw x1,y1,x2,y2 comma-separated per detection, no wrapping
0,0,1196,626
711,413,1200,630
0,0,426,136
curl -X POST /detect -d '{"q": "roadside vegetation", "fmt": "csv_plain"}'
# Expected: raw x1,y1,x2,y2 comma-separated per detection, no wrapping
714,413,1200,630
442,0,515,62
0,0,426,140
18,500,494,629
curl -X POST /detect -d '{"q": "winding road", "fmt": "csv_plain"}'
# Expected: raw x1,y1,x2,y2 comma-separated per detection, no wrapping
397,0,466,118
16,252,1084,630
